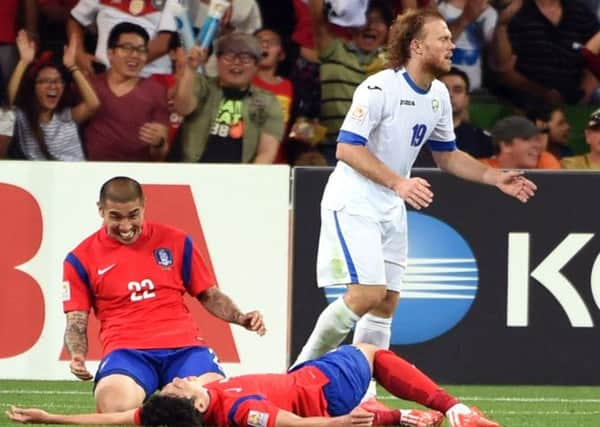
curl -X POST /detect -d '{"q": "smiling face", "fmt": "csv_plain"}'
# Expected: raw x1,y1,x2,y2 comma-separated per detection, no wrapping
217,51,258,89
352,9,389,54
34,66,65,112
107,33,148,78
500,134,545,169
414,18,454,76
98,197,145,245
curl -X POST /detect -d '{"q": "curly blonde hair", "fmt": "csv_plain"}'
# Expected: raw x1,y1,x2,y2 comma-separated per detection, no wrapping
386,8,446,69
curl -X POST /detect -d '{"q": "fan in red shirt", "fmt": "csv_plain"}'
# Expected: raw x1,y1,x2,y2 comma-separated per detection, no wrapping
61,176,266,413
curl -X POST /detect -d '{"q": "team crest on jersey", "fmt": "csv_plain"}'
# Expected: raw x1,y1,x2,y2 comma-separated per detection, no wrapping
129,0,144,15
154,248,173,267
432,99,440,112
350,104,367,123
247,410,269,427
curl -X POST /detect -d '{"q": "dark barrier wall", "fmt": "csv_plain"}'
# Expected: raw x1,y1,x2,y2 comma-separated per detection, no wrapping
291,167,600,385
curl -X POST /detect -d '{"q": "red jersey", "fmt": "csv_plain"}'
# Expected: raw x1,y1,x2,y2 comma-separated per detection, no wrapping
134,366,331,427
63,221,215,356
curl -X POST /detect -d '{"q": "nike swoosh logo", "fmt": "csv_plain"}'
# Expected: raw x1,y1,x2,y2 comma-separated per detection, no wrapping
97,264,116,275
367,85,382,91
224,387,243,392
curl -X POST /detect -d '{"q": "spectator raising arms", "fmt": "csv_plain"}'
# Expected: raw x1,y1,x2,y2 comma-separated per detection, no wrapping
8,30,99,160
175,33,284,164
84,23,170,161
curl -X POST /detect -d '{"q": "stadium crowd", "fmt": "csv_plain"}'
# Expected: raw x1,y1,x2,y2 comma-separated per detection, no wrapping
0,0,599,168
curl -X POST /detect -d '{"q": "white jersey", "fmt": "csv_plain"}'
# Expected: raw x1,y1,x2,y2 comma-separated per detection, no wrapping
438,2,497,90
322,68,456,220
71,0,177,76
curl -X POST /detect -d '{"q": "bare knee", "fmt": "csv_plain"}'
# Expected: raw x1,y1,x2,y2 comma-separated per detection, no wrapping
95,374,146,412
370,290,400,318
344,285,387,315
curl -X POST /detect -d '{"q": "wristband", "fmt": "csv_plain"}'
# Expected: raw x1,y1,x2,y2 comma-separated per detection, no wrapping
69,66,80,73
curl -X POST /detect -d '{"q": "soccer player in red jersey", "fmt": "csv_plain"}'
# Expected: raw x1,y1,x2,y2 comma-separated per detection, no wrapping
61,176,266,412
7,344,499,427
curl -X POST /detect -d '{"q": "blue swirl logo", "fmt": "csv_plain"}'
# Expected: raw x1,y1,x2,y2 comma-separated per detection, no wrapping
323,212,478,344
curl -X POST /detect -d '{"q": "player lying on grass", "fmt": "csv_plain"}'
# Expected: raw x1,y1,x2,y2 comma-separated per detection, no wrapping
7,343,499,427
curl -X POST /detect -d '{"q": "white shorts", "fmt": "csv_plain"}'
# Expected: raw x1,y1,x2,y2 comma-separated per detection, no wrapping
316,206,407,291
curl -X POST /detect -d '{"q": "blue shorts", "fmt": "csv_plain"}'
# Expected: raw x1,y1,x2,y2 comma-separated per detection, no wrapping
291,345,371,416
94,346,225,398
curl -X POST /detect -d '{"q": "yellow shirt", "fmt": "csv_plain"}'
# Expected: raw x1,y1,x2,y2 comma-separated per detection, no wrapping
561,155,600,170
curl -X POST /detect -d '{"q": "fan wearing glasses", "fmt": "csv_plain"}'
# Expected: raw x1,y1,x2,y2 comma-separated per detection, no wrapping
173,32,284,164
7,29,100,160
83,22,170,161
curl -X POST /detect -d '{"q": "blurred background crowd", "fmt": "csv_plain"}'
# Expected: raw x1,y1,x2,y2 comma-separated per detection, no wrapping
1,0,599,170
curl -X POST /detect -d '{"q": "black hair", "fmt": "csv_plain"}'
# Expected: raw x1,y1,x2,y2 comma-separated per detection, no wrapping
107,22,150,49
525,104,561,123
99,176,144,205
443,67,471,92
368,0,394,27
14,54,71,160
140,394,203,427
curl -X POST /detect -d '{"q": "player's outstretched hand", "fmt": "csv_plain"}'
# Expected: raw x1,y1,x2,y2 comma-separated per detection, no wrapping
495,170,537,203
238,310,266,336
6,405,50,424
392,177,434,210
70,355,93,381
337,407,374,427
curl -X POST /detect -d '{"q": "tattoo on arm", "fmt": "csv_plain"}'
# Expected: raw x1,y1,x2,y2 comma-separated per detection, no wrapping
64,311,89,356
197,286,243,324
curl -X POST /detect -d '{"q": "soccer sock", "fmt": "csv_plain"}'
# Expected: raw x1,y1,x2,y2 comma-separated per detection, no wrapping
352,312,392,349
293,297,360,366
373,349,459,413
353,314,391,401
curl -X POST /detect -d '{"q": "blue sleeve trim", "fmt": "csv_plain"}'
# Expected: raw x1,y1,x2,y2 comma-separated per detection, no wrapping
228,395,265,426
182,235,193,288
333,211,359,284
428,139,456,152
337,130,367,146
65,252,92,297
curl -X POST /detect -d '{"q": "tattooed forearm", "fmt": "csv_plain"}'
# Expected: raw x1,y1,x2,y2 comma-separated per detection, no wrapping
64,311,89,356
197,286,243,324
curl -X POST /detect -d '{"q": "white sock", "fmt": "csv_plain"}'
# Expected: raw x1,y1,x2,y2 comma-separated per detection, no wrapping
352,312,392,349
360,379,378,401
293,297,359,366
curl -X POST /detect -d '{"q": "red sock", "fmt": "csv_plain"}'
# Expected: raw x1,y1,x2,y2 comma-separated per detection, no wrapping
373,349,459,413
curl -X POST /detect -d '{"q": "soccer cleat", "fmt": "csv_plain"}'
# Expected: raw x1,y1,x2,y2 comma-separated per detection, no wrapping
358,398,443,427
447,406,500,427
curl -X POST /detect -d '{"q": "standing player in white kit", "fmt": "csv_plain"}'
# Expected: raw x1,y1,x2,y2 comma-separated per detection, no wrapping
295,7,535,425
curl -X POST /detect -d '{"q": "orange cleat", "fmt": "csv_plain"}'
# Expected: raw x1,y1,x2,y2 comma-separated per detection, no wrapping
447,406,500,427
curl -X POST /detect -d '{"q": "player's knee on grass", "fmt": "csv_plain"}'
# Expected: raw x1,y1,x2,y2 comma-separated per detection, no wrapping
95,374,146,412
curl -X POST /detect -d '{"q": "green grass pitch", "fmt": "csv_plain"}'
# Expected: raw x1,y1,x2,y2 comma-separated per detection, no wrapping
1,380,599,426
